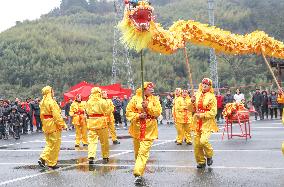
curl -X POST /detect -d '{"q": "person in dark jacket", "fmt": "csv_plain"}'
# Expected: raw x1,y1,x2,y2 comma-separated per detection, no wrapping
31,98,42,132
269,91,279,119
252,88,263,120
223,90,234,106
164,94,173,125
16,100,28,134
112,96,123,128
9,105,22,139
261,91,269,119
122,95,129,129
64,99,73,130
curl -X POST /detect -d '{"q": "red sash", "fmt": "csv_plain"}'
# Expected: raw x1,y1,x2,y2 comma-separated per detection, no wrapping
89,114,104,118
43,115,53,119
197,93,209,131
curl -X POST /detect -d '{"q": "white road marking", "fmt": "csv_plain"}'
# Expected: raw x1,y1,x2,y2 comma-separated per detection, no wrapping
88,163,284,170
0,140,174,186
252,127,284,129
0,163,283,170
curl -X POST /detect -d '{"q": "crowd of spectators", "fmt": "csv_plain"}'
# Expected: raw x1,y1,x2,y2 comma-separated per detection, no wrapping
0,97,42,140
158,88,283,124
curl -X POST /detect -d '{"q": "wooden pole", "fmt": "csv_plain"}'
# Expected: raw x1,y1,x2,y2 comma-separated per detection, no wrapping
141,49,145,100
183,47,195,94
261,50,282,90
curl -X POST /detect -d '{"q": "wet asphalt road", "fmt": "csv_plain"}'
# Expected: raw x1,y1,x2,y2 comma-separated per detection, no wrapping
0,118,283,187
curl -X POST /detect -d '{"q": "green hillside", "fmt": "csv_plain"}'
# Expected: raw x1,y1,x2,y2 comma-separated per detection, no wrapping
0,0,283,99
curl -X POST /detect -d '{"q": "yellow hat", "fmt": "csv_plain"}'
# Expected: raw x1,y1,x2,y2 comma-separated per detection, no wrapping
42,86,52,96
91,87,102,94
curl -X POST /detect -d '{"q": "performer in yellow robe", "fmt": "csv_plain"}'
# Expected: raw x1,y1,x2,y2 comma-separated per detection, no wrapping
277,90,284,155
173,89,194,145
102,91,120,145
86,87,112,164
192,78,218,168
172,88,181,143
38,86,67,170
69,94,88,147
126,82,162,185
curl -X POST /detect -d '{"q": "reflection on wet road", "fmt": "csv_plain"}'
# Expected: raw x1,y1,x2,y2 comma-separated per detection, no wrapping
0,120,283,186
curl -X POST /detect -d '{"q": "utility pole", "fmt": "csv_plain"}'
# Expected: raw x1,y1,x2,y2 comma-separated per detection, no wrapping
112,0,134,90
208,0,219,92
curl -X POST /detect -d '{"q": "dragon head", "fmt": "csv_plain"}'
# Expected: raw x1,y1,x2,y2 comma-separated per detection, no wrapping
125,0,154,31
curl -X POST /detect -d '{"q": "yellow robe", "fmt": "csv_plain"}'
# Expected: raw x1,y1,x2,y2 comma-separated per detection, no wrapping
39,86,67,167
126,90,162,176
193,90,218,165
86,92,112,159
277,94,284,155
105,99,118,141
173,96,194,143
69,101,88,145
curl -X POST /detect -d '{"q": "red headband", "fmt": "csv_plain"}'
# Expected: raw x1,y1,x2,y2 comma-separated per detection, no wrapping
202,78,212,86
145,82,154,89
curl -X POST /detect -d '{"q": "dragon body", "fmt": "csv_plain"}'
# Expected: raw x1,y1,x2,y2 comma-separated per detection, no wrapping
119,0,284,59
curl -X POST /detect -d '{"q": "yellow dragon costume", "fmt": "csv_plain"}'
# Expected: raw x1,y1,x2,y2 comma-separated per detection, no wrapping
119,0,284,58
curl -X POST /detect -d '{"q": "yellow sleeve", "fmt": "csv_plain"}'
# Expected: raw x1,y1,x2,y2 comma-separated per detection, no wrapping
187,98,194,112
277,94,284,104
175,99,186,112
51,100,67,129
69,102,76,116
126,97,140,121
108,100,115,113
204,95,217,119
86,100,92,115
147,96,162,117
101,99,112,116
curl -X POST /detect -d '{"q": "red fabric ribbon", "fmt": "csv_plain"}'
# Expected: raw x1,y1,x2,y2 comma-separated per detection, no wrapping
196,94,209,131
139,118,147,140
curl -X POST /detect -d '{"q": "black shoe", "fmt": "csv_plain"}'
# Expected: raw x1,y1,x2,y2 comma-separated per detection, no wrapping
134,176,143,185
38,158,46,168
89,157,95,164
113,140,120,145
197,163,206,169
75,144,80,148
207,157,213,166
176,142,182,145
0,135,2,139
174,140,177,143
48,165,59,170
187,142,192,145
83,144,88,147
102,158,109,164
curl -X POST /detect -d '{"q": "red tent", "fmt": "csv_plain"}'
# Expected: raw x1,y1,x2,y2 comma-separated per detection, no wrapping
63,82,132,103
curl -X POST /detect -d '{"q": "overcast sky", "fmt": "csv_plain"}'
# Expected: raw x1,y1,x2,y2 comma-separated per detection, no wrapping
0,0,61,32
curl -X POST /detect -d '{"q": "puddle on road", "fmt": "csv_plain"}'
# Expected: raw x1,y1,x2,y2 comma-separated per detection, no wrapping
13,156,130,175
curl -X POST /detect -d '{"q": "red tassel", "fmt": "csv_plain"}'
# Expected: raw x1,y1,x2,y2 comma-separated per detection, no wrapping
140,119,146,140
